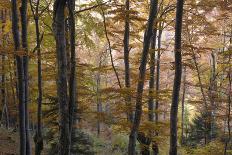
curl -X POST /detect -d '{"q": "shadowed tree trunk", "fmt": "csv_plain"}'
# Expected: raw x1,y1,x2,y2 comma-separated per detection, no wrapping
148,28,157,123
11,0,26,154
20,0,31,154
29,0,44,154
124,0,133,122
181,65,186,145
67,0,77,153
53,0,70,154
128,0,158,154
152,21,163,155
169,0,184,154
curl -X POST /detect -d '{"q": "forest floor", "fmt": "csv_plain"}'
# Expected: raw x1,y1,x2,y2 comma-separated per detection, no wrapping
0,127,20,155
0,127,47,155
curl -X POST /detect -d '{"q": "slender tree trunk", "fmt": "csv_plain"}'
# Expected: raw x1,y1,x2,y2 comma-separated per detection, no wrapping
96,72,102,137
169,0,184,154
152,22,163,155
29,0,44,154
35,12,43,155
224,52,231,155
187,26,209,143
20,0,31,154
124,0,133,122
155,23,162,125
53,0,70,154
67,0,77,152
146,27,157,155
128,0,158,154
209,51,217,141
11,0,26,154
189,37,209,144
99,6,122,88
181,66,186,145
148,28,157,123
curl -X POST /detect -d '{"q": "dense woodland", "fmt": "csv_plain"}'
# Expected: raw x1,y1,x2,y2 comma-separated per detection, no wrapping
0,0,231,155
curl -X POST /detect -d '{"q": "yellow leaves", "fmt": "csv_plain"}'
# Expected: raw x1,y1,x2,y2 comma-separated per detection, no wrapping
0,1,11,9
3,20,11,34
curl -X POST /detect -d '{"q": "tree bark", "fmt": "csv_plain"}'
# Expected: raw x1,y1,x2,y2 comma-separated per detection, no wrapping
11,0,26,154
208,51,217,141
224,50,231,155
53,0,70,154
20,0,31,154
148,28,157,123
29,0,44,154
181,66,186,145
67,0,77,152
96,72,102,137
128,0,158,154
169,0,184,154
153,22,163,155
124,0,133,122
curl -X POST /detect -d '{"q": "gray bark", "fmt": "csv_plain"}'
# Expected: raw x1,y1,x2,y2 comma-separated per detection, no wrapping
20,0,31,154
67,0,77,152
29,0,44,154
11,0,26,154
53,0,70,154
181,66,186,145
169,0,184,154
148,28,157,123
153,22,163,155
128,0,158,154
124,0,133,122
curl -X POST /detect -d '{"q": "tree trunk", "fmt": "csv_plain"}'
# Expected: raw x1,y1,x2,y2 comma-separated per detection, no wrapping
67,0,77,152
169,0,184,154
29,0,44,154
20,0,31,154
53,0,70,154
99,6,122,88
128,0,158,154
124,0,133,122
181,66,186,145
148,28,157,123
153,22,163,155
11,0,26,154
145,27,157,155
209,51,217,141
96,72,102,137
224,48,231,155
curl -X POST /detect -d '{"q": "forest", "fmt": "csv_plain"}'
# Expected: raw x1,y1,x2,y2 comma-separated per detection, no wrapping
0,0,231,155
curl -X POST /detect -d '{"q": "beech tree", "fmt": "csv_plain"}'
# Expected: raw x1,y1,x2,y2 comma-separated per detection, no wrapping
169,0,184,154
1,0,232,154
128,0,158,154
53,0,70,154
29,0,44,154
